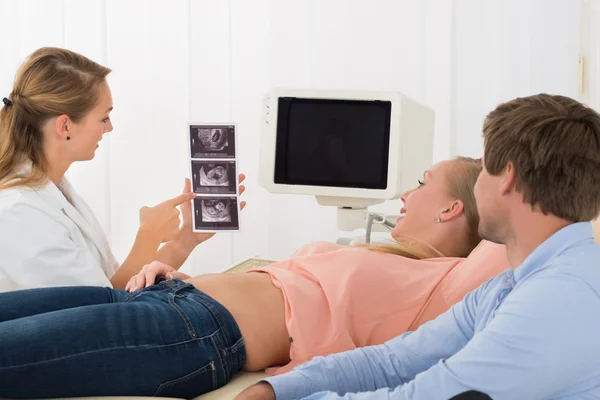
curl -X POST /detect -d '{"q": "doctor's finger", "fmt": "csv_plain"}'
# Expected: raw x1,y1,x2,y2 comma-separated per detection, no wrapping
168,214,181,228
164,192,196,207
183,178,191,193
167,208,181,221
180,205,192,229
181,196,192,215
238,174,246,184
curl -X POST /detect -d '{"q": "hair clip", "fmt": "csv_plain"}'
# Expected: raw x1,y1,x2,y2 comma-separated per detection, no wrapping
2,97,13,107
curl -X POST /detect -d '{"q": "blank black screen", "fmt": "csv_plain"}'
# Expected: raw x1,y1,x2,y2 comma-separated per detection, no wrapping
274,97,391,189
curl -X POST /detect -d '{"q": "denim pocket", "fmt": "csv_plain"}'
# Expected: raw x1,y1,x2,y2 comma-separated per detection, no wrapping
153,361,216,398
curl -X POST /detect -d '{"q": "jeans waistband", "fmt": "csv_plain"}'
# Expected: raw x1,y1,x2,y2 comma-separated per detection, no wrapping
157,277,195,293
157,278,246,368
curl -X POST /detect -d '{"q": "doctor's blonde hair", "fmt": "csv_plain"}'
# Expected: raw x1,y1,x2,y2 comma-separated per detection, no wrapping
0,47,111,190
358,156,482,259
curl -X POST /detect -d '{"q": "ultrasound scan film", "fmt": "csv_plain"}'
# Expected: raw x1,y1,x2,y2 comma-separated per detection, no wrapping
188,123,240,232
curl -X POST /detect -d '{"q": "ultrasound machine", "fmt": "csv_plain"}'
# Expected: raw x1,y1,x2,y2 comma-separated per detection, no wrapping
258,88,435,242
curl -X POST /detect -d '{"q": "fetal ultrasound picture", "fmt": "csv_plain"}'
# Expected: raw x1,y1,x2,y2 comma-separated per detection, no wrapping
189,125,236,158
194,197,239,231
202,199,231,222
191,161,237,194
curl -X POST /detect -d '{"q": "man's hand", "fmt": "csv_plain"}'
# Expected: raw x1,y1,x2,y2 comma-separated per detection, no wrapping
234,382,276,400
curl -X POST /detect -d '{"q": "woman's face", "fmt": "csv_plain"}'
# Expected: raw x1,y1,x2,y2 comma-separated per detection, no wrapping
70,81,113,161
391,160,457,241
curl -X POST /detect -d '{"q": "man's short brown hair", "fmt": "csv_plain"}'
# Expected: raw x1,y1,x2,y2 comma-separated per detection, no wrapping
483,93,600,222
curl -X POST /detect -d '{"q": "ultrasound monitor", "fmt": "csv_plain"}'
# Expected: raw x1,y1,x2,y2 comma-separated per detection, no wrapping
259,88,434,230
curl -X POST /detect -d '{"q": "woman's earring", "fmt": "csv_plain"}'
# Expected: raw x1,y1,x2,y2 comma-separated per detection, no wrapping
66,136,70,140
436,217,441,223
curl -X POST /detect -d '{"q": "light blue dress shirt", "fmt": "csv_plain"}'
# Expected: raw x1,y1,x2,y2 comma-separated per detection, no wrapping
264,222,600,399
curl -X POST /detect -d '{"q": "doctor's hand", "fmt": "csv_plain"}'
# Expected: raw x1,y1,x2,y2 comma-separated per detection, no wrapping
125,261,191,293
178,174,247,246
139,192,196,243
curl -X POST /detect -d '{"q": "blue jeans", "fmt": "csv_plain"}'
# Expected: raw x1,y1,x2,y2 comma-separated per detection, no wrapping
0,279,246,399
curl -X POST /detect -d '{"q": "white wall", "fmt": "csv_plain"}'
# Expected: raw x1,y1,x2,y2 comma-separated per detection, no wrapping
0,0,583,274
454,0,581,158
580,0,600,238
581,0,600,110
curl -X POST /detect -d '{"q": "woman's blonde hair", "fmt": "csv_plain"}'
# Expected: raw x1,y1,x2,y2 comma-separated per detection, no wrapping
0,47,111,190
357,156,482,259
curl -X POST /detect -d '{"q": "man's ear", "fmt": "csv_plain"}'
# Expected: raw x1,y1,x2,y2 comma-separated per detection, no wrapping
499,161,517,196
54,114,71,140
439,200,465,223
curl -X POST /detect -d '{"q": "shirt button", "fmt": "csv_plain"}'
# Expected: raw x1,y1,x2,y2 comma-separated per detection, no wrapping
289,337,294,343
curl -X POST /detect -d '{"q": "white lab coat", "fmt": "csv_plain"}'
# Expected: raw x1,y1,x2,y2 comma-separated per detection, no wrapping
0,178,119,292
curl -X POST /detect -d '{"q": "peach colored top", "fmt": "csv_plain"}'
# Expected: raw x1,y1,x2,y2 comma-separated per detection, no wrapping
408,240,510,330
251,241,509,374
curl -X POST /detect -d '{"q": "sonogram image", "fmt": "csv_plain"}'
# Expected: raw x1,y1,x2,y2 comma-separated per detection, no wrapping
201,164,229,186
189,125,236,158
198,128,228,151
193,196,239,231
201,199,232,223
191,160,237,194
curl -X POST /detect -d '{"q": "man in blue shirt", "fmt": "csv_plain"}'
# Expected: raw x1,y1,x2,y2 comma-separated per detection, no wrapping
237,94,600,399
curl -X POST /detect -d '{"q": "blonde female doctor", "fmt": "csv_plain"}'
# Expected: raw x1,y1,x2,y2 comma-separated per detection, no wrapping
0,47,227,292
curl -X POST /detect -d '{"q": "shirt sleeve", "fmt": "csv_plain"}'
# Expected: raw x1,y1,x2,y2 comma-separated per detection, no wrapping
263,278,488,400
295,271,600,400
0,203,112,290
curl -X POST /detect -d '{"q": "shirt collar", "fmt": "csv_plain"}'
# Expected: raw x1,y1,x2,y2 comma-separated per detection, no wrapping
513,221,595,283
